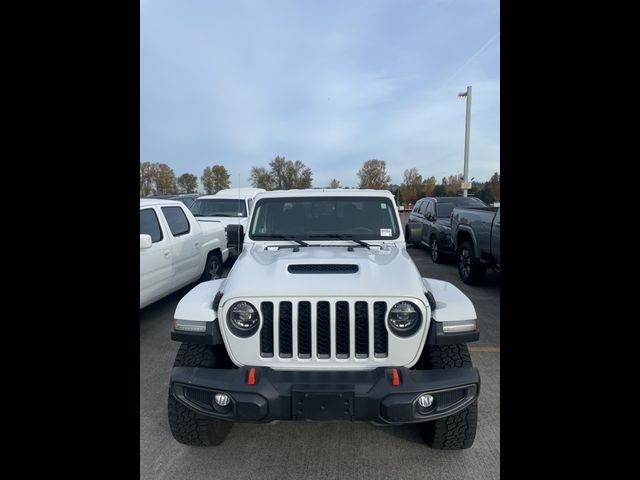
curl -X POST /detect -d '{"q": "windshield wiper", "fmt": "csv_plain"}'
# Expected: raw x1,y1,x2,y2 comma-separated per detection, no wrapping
255,234,308,246
309,234,371,249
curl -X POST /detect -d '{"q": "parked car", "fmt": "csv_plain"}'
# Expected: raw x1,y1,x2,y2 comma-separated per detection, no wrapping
189,188,265,254
146,193,200,209
140,199,228,309
451,206,500,285
407,196,486,263
168,189,481,449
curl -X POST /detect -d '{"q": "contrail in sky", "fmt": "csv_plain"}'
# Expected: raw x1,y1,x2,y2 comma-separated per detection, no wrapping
447,31,500,83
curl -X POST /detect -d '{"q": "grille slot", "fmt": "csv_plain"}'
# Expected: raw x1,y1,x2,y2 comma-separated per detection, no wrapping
260,302,274,357
279,301,293,357
373,302,388,357
354,301,369,357
288,264,358,274
335,301,350,358
316,301,331,358
297,301,312,358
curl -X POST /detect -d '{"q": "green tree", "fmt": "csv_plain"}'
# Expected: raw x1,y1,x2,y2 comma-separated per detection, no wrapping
433,183,447,197
328,178,342,188
177,173,198,193
269,156,313,189
446,174,463,196
488,172,500,202
269,156,288,189
201,165,230,194
211,165,231,192
400,168,423,204
423,176,436,197
249,166,273,190
357,159,391,189
155,163,177,194
140,161,157,196
476,185,494,204
286,160,313,188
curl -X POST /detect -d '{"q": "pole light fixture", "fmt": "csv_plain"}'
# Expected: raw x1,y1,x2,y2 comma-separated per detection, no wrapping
458,86,472,197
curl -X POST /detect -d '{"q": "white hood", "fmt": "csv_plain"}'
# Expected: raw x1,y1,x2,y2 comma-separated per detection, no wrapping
222,243,426,300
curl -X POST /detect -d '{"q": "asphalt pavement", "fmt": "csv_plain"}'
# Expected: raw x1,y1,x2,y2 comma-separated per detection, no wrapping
140,238,500,479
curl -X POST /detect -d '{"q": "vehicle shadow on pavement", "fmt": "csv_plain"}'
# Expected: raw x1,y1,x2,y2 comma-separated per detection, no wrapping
377,423,425,444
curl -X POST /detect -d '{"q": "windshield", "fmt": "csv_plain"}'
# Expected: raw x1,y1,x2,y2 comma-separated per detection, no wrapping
249,196,400,240
436,198,486,217
190,198,247,217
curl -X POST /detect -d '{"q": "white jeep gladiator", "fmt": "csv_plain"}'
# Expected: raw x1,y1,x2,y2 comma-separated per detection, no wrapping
168,189,480,449
140,199,229,309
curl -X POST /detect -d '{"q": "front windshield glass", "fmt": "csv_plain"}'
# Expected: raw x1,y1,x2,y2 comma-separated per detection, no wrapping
190,199,247,217
249,196,400,240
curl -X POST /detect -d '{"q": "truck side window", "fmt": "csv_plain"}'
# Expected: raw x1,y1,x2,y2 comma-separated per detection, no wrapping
161,206,190,237
413,200,422,213
140,208,163,243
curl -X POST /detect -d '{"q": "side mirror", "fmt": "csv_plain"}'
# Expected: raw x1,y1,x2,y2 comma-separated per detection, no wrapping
405,223,423,244
140,234,152,249
226,224,244,253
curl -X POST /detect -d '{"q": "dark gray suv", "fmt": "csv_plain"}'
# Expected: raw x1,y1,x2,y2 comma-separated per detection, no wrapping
407,196,486,263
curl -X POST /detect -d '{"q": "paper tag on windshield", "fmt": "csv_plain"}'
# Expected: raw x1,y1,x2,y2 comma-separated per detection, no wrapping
380,228,392,237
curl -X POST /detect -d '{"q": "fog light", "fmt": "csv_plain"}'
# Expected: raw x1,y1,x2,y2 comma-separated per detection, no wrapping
214,393,230,407
417,394,434,408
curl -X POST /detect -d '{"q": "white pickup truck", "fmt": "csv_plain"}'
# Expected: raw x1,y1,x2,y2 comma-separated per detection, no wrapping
189,188,266,254
140,199,229,309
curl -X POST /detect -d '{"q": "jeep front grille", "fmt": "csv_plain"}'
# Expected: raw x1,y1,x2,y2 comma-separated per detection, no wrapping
259,300,389,359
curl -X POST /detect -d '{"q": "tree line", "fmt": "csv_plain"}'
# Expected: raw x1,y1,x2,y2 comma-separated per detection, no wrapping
140,157,500,203
140,162,231,195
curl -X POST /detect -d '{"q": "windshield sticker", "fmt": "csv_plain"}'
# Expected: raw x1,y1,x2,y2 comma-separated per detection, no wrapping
380,228,392,237
381,203,387,209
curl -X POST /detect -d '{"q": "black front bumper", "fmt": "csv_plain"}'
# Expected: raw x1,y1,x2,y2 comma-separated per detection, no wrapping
170,366,480,425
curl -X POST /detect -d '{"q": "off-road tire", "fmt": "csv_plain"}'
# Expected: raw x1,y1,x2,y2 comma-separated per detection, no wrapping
167,343,233,446
419,343,478,449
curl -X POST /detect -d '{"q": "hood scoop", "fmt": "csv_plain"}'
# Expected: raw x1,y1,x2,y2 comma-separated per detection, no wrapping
288,264,359,274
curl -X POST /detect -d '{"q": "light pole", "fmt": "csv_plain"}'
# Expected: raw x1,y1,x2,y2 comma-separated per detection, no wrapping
458,85,472,197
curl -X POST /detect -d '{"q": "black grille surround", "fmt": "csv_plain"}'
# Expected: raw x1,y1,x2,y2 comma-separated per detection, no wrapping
288,264,358,274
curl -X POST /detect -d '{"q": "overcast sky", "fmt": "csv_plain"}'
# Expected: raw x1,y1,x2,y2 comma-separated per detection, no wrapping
140,0,499,189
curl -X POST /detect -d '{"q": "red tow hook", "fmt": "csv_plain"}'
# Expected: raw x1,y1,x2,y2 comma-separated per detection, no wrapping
247,367,256,385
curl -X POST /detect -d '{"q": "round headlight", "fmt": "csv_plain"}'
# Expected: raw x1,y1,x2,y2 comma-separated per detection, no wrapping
228,301,260,336
388,301,421,336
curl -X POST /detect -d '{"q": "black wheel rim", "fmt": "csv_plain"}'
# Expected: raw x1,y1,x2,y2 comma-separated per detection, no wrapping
459,248,471,278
